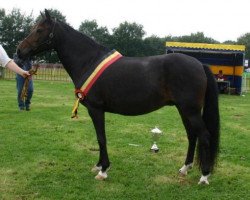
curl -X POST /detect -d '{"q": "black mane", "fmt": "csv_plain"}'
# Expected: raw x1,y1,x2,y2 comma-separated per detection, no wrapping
53,20,110,87
57,20,109,52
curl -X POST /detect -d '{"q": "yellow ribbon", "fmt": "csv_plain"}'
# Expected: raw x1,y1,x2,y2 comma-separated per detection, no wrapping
71,50,122,119
71,98,80,118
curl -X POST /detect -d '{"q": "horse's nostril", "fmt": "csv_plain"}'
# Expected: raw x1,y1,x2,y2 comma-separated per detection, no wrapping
17,49,20,55
16,49,23,59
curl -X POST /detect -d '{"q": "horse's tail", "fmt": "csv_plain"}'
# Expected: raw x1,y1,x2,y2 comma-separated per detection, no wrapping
201,64,220,172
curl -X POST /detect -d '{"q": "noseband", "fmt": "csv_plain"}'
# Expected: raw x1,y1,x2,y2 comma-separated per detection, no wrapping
23,19,57,51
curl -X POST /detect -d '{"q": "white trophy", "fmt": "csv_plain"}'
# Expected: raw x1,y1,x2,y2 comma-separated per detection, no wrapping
150,127,162,153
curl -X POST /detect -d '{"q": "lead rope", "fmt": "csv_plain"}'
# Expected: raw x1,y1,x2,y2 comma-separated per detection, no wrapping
21,65,39,102
71,98,80,119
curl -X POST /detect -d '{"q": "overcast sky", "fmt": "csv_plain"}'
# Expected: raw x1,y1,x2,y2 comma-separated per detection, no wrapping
2,0,250,42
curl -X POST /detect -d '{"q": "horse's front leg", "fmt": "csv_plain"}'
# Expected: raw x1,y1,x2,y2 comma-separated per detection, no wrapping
88,107,110,180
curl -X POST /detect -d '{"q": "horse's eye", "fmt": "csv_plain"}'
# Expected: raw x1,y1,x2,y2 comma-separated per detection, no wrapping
36,29,43,33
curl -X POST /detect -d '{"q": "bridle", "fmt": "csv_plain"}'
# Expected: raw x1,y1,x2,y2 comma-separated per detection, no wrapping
23,19,57,51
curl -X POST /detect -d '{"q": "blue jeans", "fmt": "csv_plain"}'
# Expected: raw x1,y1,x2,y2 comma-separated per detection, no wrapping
16,74,33,110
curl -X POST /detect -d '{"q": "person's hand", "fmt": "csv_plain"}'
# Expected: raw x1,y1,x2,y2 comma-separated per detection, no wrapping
22,70,31,78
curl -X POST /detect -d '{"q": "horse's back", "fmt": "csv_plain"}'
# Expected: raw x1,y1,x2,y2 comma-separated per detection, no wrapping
161,53,207,100
159,53,207,109
117,53,207,101
114,53,206,82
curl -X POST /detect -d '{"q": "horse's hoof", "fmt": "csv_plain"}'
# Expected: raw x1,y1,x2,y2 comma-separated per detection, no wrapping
179,163,192,176
198,180,209,185
95,171,108,180
91,165,102,173
179,170,187,176
198,174,210,185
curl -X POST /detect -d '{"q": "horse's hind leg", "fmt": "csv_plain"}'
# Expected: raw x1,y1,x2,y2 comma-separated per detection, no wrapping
177,106,211,184
88,107,110,180
179,129,197,175
178,111,197,176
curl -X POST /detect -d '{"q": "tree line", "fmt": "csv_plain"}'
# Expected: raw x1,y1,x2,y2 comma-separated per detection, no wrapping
1,8,250,63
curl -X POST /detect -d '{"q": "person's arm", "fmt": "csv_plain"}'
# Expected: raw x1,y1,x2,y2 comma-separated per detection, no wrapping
0,45,30,77
5,60,30,77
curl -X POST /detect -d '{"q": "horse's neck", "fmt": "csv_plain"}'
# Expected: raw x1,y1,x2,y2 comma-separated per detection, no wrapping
55,24,109,88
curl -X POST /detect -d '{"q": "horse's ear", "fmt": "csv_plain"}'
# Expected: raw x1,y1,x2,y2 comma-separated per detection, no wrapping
44,9,52,22
40,11,45,19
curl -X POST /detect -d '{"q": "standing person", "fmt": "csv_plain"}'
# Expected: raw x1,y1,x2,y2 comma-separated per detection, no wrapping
0,44,30,77
13,53,34,111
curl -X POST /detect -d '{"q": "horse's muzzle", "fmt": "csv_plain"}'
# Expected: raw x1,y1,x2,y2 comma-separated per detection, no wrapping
16,47,31,60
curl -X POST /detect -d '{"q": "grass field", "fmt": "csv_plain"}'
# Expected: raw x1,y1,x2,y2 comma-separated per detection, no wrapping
0,79,250,200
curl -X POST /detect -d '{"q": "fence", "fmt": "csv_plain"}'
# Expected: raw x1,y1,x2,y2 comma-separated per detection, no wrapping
242,73,250,93
1,64,250,93
0,63,71,82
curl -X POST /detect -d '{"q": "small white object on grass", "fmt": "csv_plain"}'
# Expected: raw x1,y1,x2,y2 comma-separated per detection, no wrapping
151,127,162,134
128,143,140,147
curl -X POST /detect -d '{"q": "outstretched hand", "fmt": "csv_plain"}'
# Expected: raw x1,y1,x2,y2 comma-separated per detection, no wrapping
22,70,31,78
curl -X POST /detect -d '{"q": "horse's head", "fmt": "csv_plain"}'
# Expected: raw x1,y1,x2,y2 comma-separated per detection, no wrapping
17,9,57,59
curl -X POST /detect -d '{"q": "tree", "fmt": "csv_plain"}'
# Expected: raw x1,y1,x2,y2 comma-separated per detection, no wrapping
176,32,219,43
78,20,111,48
0,8,5,20
223,40,237,44
237,33,250,59
0,8,34,56
143,35,166,56
0,9,6,42
112,21,145,56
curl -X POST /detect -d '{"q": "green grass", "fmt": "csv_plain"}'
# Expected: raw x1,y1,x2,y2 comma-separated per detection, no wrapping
0,79,250,200
244,72,250,78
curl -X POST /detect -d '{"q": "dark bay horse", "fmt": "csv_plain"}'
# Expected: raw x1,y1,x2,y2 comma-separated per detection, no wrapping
17,10,220,184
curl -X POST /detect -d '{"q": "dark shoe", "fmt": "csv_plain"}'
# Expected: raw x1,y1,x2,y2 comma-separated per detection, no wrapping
19,107,25,111
26,107,31,111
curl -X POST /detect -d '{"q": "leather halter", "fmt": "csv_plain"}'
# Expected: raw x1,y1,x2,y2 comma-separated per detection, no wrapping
23,19,57,51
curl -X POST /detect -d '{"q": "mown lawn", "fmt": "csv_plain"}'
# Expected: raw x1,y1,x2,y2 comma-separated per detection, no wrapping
0,79,249,200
